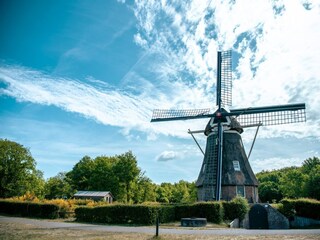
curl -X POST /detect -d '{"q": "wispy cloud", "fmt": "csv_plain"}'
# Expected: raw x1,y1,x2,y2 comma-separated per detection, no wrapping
0,66,148,128
0,64,208,139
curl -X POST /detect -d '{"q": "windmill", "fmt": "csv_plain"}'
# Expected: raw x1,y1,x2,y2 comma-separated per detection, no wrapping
151,50,306,202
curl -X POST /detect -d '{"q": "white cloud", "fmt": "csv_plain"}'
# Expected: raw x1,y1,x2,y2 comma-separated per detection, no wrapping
0,64,209,140
0,66,146,127
251,157,303,173
156,150,177,161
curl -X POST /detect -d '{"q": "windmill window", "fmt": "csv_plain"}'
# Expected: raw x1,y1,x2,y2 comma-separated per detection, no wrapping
236,185,245,197
233,161,240,171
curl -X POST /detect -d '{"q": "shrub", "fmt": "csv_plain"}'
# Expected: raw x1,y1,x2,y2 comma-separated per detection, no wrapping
278,198,296,218
0,200,59,219
294,198,320,220
75,204,175,225
159,205,175,223
76,202,225,224
279,198,320,220
45,199,74,218
173,202,223,223
222,196,249,221
75,201,249,225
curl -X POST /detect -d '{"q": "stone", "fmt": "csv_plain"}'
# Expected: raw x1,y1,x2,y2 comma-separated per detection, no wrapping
181,218,207,227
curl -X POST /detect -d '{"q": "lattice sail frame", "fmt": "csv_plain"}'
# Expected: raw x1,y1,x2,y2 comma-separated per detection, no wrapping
151,104,306,127
220,50,232,107
151,108,211,122
235,108,306,127
230,103,306,127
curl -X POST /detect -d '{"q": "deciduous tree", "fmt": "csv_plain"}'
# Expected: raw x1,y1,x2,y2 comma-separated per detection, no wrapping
45,172,73,199
113,151,140,203
0,139,44,198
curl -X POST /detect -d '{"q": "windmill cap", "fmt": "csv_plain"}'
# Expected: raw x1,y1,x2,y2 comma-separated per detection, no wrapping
204,108,243,135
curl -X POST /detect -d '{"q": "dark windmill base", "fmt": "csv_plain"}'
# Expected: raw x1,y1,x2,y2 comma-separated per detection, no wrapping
196,130,259,203
221,185,258,203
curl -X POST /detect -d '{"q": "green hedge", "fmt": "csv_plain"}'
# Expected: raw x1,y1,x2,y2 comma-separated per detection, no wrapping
76,202,225,224
0,200,59,219
75,204,175,225
174,202,223,223
222,196,250,221
279,198,320,220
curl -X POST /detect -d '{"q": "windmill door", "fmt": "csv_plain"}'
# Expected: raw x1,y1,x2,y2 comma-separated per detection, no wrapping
249,204,269,229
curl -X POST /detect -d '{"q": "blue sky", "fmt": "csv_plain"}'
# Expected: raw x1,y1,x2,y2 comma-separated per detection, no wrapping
0,0,319,183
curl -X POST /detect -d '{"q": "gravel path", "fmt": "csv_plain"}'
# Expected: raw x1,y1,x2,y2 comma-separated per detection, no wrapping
1,215,320,236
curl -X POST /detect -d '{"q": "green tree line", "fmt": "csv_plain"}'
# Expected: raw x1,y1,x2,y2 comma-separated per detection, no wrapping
257,156,320,202
0,139,196,203
50,152,197,203
1,139,318,203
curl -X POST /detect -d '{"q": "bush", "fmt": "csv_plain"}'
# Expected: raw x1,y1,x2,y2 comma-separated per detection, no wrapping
0,200,59,219
75,204,175,225
278,198,296,218
158,205,175,223
76,202,226,224
278,198,320,220
75,201,251,225
222,196,249,221
76,202,223,224
174,202,223,223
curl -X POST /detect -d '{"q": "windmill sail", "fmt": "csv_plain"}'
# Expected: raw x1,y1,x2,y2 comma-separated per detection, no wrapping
151,108,211,122
230,103,306,127
217,50,232,107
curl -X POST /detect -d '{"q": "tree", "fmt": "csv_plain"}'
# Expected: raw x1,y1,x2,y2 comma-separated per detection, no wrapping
171,180,190,203
45,172,73,199
66,156,94,191
258,181,282,202
305,165,320,200
113,151,140,203
257,170,283,202
0,139,44,198
155,181,197,203
156,183,172,203
279,168,307,198
67,152,141,203
301,157,320,174
89,156,120,197
132,175,157,203
25,170,46,199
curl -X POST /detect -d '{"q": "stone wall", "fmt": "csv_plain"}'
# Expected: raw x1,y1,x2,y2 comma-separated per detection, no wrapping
264,204,289,229
241,204,289,229
290,216,320,228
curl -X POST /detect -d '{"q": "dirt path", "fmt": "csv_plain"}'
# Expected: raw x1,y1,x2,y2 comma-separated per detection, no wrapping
0,215,319,240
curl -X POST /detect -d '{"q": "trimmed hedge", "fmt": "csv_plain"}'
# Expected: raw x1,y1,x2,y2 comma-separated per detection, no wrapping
279,198,320,220
75,204,175,225
0,200,59,219
76,202,224,224
174,202,223,223
222,196,250,221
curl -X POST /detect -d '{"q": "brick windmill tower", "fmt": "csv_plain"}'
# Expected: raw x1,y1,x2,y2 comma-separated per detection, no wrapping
151,50,306,202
